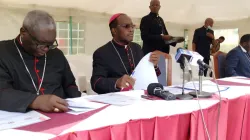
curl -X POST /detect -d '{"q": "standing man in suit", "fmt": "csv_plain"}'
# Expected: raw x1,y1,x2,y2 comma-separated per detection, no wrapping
225,34,250,77
192,18,214,76
140,0,181,55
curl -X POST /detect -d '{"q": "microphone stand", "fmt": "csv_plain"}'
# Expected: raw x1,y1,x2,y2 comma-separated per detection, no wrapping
176,58,193,100
189,65,213,98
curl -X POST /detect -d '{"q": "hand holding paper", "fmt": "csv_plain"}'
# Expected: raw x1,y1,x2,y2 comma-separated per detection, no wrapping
131,53,158,90
149,51,160,66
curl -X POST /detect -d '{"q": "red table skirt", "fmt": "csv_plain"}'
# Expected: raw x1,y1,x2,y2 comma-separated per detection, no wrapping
50,94,250,140
52,113,191,140
52,101,230,140
241,94,250,140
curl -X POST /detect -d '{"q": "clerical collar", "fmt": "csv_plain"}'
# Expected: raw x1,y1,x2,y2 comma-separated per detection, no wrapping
15,35,45,58
149,12,159,17
112,39,128,49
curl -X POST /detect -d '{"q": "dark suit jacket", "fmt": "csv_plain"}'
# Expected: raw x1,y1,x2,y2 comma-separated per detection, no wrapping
225,46,250,77
140,12,176,55
193,26,214,59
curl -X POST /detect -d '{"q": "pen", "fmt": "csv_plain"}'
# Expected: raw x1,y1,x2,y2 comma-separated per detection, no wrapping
131,70,135,76
130,71,135,90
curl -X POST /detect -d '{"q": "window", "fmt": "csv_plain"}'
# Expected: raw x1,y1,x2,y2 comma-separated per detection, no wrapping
214,28,239,53
56,22,85,55
133,28,143,46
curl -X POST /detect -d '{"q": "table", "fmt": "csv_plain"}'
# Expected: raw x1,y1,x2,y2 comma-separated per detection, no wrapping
1,77,250,140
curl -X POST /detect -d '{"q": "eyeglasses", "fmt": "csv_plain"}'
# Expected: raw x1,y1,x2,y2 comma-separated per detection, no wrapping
117,24,136,29
36,40,58,50
24,27,58,50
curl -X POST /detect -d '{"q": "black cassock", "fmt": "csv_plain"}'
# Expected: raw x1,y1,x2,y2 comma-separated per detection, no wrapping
140,12,176,55
0,36,81,112
91,40,160,94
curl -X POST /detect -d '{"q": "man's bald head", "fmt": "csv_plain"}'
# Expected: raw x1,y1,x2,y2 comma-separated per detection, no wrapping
204,18,214,28
149,0,161,13
22,10,56,35
150,0,160,5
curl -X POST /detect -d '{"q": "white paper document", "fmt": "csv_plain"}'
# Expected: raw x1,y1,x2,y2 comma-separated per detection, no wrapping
219,77,250,84
131,53,158,90
0,110,50,131
175,80,229,93
66,97,107,115
67,108,95,115
164,86,194,95
87,92,146,106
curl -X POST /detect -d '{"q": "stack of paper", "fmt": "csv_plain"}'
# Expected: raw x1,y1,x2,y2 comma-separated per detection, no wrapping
87,93,146,106
66,97,107,115
0,110,50,131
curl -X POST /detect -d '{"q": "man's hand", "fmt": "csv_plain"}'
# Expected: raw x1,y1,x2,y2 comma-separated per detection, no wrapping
162,35,173,41
149,51,160,66
29,95,68,113
116,75,135,89
206,33,214,39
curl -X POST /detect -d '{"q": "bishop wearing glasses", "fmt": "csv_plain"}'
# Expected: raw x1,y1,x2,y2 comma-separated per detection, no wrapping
91,13,161,94
0,10,81,113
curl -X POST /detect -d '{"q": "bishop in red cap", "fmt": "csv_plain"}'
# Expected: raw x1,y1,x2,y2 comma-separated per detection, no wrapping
91,13,161,94
109,13,124,25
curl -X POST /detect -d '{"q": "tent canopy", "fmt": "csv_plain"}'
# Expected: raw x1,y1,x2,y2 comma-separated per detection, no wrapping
1,0,250,24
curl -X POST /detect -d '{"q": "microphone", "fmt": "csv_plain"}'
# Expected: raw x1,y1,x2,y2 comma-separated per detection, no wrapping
184,57,192,76
147,83,176,100
175,48,210,68
179,55,185,69
175,48,192,64
197,59,210,69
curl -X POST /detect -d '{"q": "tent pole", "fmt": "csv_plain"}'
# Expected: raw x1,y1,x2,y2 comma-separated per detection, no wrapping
184,29,188,49
69,16,73,54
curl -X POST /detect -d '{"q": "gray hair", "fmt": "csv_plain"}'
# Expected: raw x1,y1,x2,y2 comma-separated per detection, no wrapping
23,10,56,34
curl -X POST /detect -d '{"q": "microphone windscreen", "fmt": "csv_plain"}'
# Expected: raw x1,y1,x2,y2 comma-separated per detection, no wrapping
147,83,163,95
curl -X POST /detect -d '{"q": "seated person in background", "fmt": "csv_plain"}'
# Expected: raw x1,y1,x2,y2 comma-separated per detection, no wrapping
225,34,250,77
210,36,225,55
91,13,161,94
0,10,81,113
